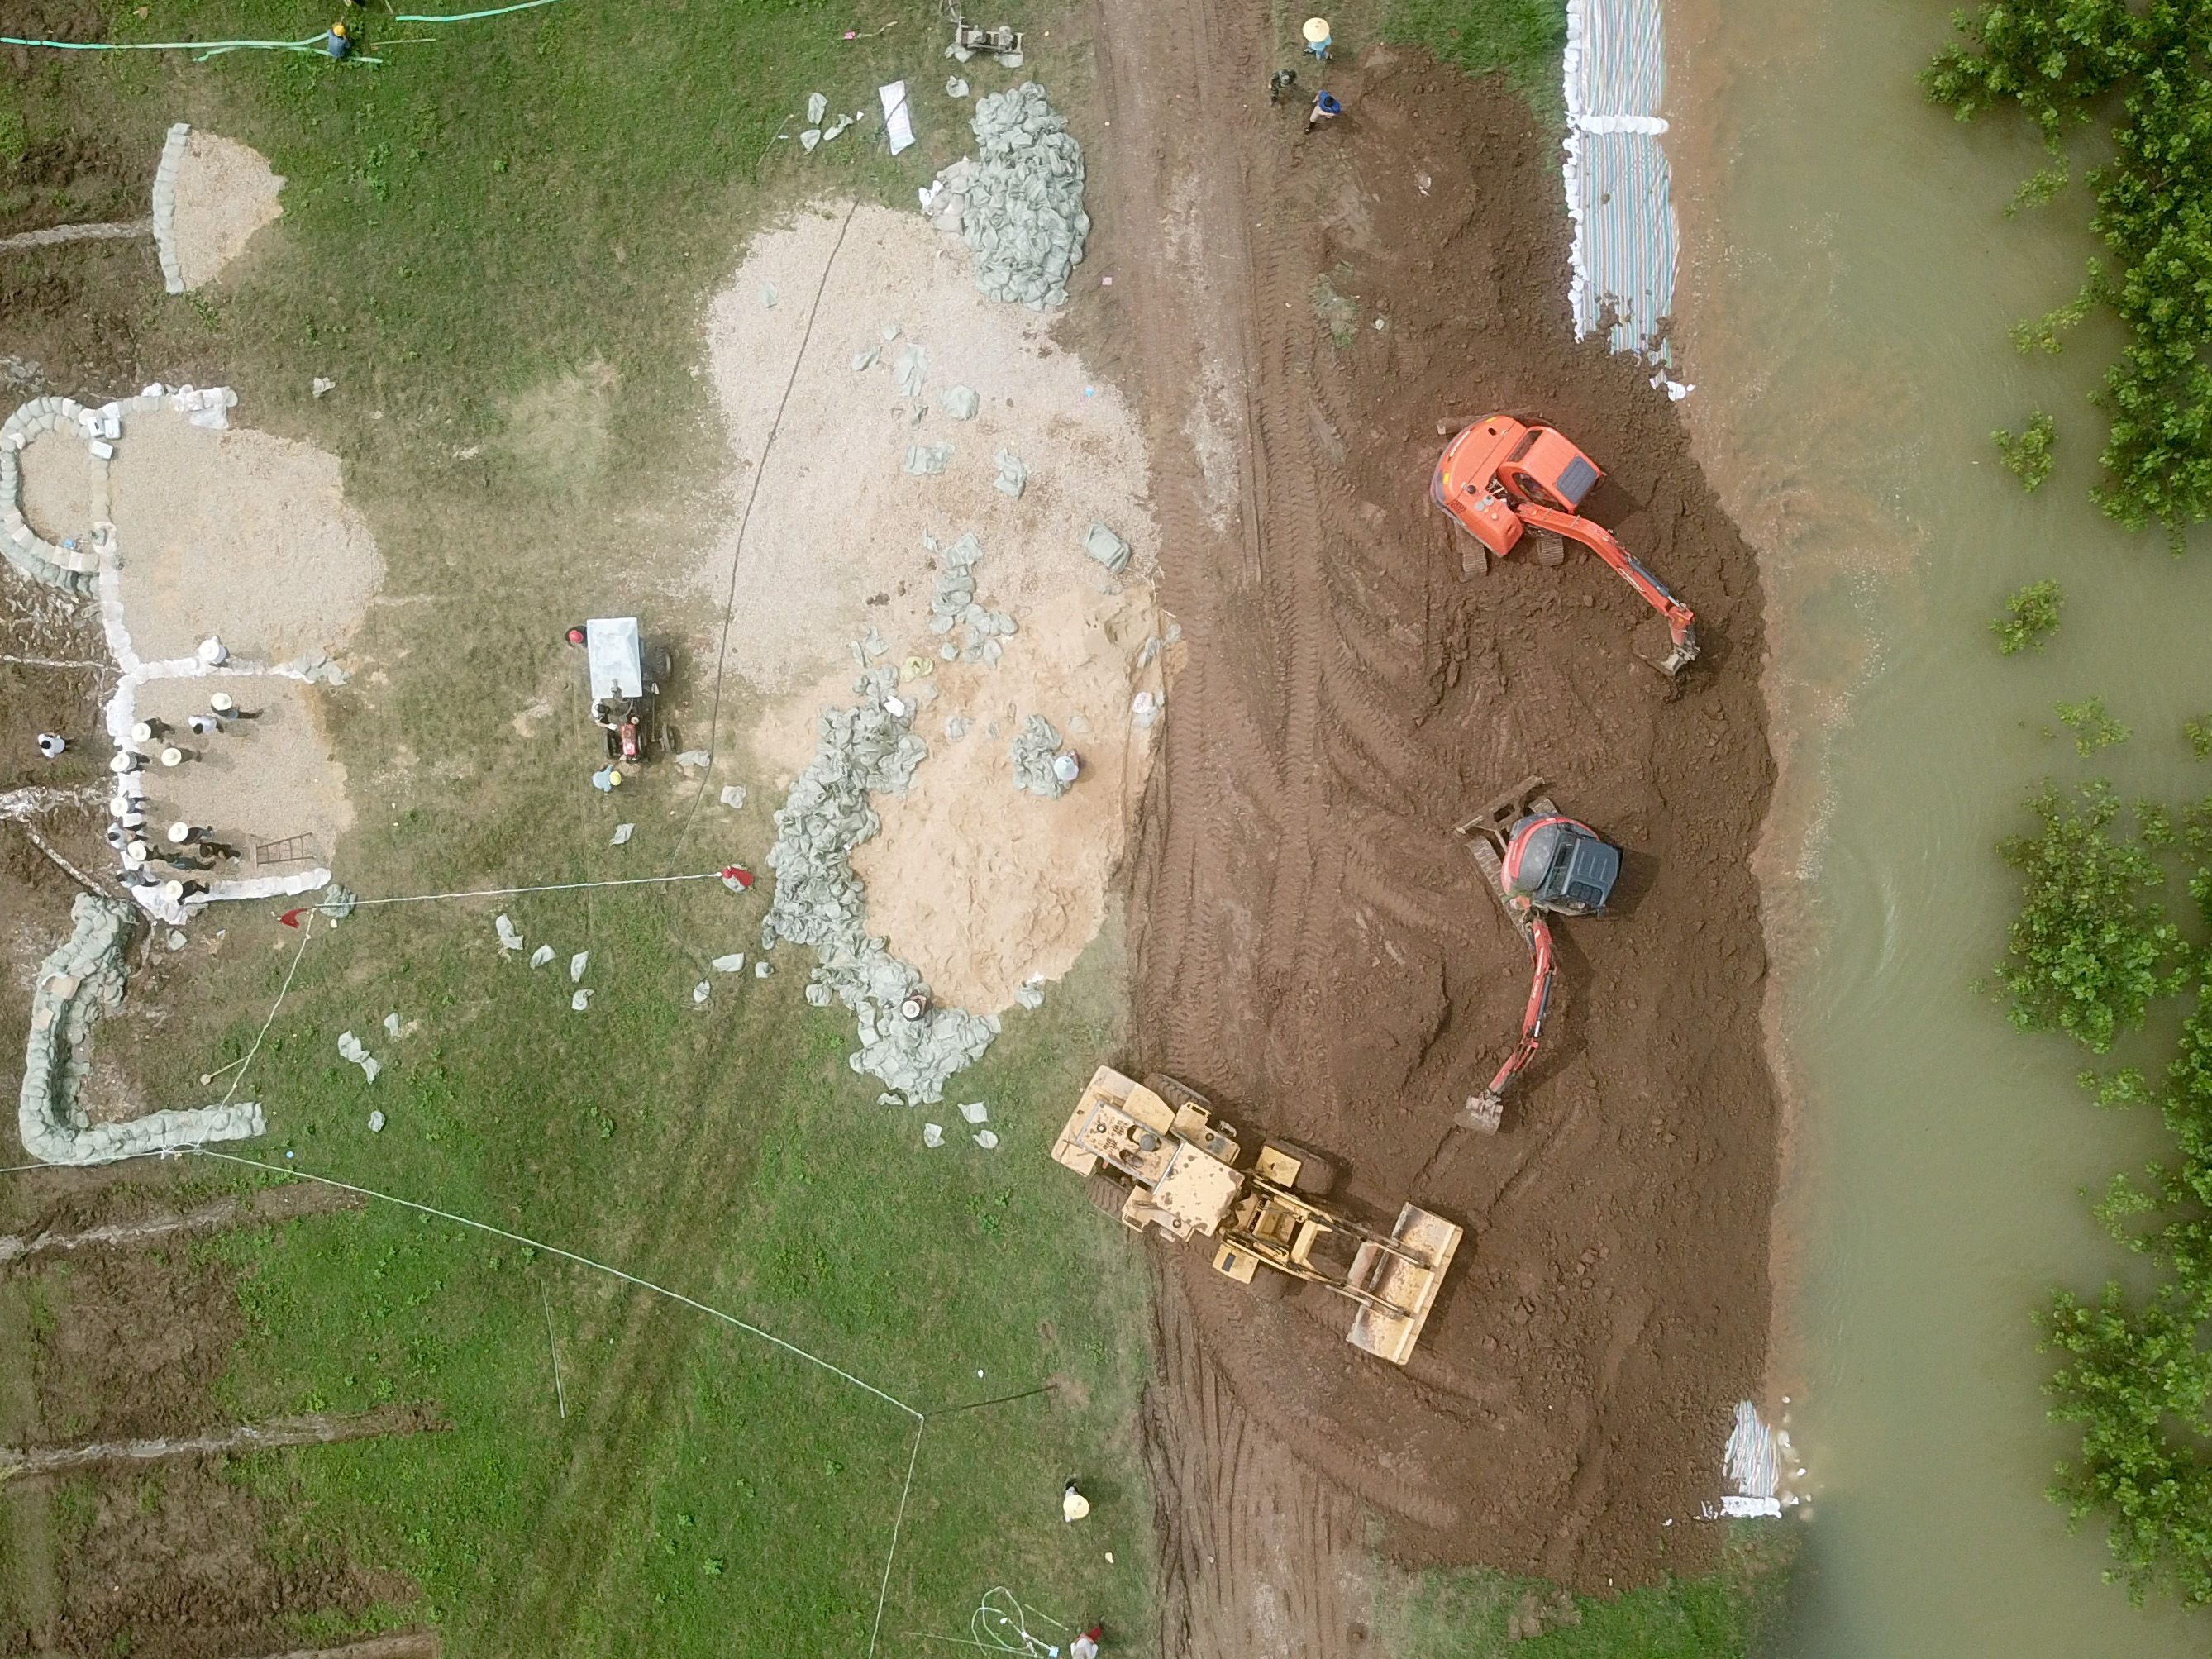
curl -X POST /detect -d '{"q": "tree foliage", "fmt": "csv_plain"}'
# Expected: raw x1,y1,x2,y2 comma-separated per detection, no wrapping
2019,798,2212,1604
1927,2,2212,534
1995,782,2184,1052
1995,412,2058,491
1992,579,2064,654
2057,696,2133,756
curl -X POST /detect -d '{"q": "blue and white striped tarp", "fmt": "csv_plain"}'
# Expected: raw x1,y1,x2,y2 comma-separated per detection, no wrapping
1563,0,1685,391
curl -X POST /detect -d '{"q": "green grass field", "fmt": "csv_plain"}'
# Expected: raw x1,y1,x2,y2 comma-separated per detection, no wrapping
181,903,1153,1656
1379,1527,1797,1657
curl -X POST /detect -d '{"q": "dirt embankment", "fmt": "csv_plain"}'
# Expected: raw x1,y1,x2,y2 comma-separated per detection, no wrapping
1080,1,1780,1650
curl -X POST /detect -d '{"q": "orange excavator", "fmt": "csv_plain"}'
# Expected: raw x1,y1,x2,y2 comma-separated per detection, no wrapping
1433,417,1699,676
1453,778,1622,1132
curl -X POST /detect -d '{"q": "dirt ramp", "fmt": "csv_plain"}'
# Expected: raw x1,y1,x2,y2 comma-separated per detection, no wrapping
1092,0,1780,1627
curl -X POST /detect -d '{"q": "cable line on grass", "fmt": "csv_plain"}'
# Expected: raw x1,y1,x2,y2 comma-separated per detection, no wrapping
675,198,860,857
188,1147,922,1417
0,32,382,62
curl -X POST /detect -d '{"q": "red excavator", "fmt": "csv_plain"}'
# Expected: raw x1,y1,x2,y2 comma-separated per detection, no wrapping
1453,778,1622,1132
1433,416,1699,676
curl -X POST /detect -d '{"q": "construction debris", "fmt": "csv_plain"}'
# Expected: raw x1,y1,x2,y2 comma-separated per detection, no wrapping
17,895,263,1164
760,665,998,1103
1008,714,1071,798
930,83,1091,309
925,532,1019,667
529,944,555,969
569,951,589,983
939,384,981,420
336,1031,380,1084
496,914,523,954
1082,522,1132,574
993,448,1029,498
903,442,954,476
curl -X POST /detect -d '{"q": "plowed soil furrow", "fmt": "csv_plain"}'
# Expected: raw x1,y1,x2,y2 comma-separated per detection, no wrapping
1085,0,1783,1647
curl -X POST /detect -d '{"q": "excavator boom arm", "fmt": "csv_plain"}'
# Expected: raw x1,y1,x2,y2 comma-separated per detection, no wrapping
1518,502,1698,654
1464,913,1554,1131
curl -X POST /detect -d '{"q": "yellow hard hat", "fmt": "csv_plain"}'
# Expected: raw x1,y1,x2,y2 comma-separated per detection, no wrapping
1303,17,1331,43
608,769,622,787
331,20,348,34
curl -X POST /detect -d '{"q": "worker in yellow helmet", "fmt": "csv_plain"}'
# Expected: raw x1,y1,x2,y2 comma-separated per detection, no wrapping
327,20,350,59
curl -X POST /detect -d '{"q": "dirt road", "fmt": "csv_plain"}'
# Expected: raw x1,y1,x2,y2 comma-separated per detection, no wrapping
1079,2,1781,1650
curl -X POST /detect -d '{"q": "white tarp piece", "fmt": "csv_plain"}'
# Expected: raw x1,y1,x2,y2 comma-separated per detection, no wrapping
1704,1399,1796,1519
584,616,642,699
880,80,915,157
1564,0,1687,394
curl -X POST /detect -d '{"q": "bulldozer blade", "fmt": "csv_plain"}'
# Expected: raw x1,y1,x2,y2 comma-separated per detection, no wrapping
1345,1204,1464,1365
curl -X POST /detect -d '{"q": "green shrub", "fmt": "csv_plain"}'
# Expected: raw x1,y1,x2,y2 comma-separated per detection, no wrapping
2057,697,2131,756
2186,717,2212,760
1926,2,2212,534
1995,413,2058,491
1992,579,2064,655
1995,781,2185,1053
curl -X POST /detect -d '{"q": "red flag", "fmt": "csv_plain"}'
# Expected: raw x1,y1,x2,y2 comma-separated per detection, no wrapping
722,865,754,889
279,908,305,928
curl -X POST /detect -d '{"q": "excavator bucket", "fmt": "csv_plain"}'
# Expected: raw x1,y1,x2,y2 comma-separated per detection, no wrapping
1345,1204,1464,1365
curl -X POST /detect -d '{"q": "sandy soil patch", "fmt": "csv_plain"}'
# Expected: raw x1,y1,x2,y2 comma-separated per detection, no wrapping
128,675,351,865
719,202,1166,1014
109,412,383,665
172,132,284,292
755,584,1164,1013
700,202,1156,697
17,431,96,546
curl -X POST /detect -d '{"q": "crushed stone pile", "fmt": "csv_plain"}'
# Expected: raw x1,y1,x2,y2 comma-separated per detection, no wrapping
928,83,1090,308
1009,713,1070,798
927,531,1018,666
762,665,998,1102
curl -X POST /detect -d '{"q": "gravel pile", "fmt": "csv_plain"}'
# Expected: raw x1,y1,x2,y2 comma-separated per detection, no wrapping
927,532,1018,667
1009,713,1070,798
761,665,998,1102
937,83,1090,309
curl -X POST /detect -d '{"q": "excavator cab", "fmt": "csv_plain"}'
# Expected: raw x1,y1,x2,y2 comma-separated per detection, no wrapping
1498,425,1601,513
1500,813,1619,916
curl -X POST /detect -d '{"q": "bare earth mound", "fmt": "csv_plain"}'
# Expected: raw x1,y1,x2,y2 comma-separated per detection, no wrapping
714,204,1167,1015
108,412,384,665
172,132,284,292
17,430,96,545
1085,8,1781,1652
131,675,353,868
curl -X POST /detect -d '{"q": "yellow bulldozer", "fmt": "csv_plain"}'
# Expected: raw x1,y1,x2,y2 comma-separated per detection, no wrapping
1051,1065,1463,1366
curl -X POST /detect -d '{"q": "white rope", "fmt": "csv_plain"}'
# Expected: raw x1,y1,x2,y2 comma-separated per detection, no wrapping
222,908,316,1104
867,1421,927,1659
336,869,737,908
185,1148,921,1418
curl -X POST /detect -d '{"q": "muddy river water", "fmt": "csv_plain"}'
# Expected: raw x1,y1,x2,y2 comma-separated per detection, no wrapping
1664,0,2212,1652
